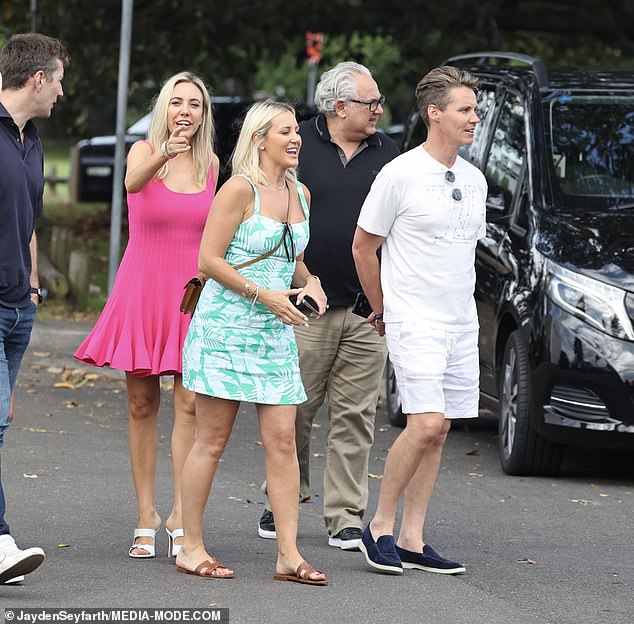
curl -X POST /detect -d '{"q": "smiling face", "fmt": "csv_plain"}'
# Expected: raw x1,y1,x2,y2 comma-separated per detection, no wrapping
167,81,204,138
431,85,480,149
259,110,301,169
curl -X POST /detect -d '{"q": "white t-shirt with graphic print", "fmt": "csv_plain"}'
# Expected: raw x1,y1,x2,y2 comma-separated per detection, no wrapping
357,144,487,331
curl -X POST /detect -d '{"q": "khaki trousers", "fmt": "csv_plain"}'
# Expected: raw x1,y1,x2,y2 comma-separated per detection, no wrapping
292,306,386,536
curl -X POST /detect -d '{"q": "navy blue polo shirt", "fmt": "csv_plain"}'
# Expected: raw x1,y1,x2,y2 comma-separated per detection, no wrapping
0,103,44,308
298,114,400,307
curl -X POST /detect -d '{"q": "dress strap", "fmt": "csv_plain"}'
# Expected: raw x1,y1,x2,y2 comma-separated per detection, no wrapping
295,179,309,218
235,174,260,214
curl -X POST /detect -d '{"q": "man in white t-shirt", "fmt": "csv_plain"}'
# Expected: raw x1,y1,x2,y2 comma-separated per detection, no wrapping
352,65,487,575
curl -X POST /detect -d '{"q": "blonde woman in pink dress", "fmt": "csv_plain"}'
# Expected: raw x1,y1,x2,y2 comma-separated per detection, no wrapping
75,72,219,559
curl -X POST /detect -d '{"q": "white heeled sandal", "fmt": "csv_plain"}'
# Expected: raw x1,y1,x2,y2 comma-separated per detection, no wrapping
128,528,157,558
166,528,184,557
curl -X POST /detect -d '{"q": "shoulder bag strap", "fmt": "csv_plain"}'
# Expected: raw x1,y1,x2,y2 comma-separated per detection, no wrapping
233,179,291,270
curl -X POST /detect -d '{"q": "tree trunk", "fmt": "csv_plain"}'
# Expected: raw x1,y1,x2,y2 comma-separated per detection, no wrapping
38,251,70,299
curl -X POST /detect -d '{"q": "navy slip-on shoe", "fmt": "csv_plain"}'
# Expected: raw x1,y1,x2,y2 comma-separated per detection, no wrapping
396,544,466,574
359,525,403,575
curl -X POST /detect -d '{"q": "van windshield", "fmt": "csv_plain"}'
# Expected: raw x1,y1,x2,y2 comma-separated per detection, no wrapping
548,95,634,209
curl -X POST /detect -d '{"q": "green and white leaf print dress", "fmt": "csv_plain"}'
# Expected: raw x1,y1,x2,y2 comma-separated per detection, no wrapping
182,176,309,405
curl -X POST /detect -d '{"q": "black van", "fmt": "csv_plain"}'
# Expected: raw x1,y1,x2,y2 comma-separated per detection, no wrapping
391,52,634,476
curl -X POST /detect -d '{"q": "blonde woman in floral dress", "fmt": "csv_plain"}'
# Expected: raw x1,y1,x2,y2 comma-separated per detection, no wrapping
177,100,328,584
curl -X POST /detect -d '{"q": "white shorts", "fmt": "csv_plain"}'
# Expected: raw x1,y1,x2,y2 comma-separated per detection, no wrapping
385,323,479,419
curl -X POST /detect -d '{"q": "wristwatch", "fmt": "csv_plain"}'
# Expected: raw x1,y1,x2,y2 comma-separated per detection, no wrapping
30,287,43,304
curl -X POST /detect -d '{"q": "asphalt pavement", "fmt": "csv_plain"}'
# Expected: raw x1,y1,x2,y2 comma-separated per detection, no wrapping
1,318,633,624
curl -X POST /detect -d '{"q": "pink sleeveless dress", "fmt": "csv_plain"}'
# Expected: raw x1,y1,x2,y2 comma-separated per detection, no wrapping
74,163,214,377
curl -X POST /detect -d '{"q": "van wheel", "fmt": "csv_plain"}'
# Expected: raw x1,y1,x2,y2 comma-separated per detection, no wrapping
498,331,563,476
386,359,406,428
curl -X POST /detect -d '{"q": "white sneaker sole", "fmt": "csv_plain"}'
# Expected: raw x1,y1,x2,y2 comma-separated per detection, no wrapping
3,575,25,584
0,548,45,584
258,526,277,539
328,537,361,551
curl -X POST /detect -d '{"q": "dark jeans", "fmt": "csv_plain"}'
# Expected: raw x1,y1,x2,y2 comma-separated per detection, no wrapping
0,302,36,535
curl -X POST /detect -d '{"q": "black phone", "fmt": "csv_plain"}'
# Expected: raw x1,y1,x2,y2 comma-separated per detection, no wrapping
352,292,373,318
295,294,319,314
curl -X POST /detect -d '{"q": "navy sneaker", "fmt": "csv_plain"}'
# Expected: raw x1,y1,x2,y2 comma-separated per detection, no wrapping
359,525,403,575
328,527,362,551
258,509,277,539
396,544,466,574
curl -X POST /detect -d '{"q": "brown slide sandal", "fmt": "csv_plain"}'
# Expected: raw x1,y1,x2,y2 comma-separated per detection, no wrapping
274,561,328,586
177,559,234,579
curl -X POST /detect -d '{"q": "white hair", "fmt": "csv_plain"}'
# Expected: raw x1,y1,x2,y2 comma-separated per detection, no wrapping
314,61,372,116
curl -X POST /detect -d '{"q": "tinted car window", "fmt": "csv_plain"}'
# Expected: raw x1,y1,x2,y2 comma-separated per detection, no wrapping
460,86,498,165
548,95,634,207
484,92,526,211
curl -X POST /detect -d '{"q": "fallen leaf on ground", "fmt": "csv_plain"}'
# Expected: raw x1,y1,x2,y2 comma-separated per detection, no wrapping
21,427,65,434
32,351,52,358
368,473,383,479
57,544,71,548
300,495,312,503
53,368,100,389
466,449,480,456
23,473,38,479
518,557,537,564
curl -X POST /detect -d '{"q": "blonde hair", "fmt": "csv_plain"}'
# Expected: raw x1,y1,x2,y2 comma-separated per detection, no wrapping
147,71,215,188
231,99,297,186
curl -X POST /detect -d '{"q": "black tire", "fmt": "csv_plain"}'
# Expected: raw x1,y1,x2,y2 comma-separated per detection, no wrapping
386,358,406,428
498,331,563,476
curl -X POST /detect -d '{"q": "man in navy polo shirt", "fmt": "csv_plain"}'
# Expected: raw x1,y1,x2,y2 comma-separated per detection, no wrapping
0,32,68,585
259,62,399,550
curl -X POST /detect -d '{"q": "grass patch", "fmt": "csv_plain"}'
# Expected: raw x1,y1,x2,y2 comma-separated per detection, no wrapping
38,138,127,320
43,138,73,203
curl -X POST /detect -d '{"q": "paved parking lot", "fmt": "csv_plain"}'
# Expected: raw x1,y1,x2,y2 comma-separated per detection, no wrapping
2,319,633,624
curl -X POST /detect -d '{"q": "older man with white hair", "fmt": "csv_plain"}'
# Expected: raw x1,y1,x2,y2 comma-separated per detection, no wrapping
259,61,399,550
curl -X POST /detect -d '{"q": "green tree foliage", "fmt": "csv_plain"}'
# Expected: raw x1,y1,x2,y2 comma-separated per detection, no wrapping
254,33,419,126
1,0,632,136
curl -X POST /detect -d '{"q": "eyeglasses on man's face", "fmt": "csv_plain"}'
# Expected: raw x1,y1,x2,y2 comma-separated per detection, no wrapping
347,94,386,113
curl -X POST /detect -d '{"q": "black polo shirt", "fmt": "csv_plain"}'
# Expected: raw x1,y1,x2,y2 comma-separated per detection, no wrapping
0,103,44,308
298,114,399,307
